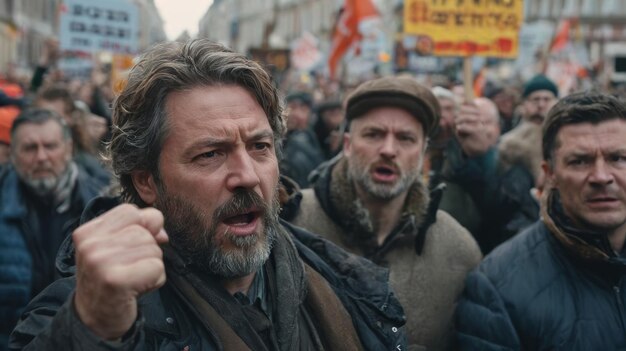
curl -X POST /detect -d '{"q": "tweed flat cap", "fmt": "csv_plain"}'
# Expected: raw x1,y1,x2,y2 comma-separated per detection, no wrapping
345,76,440,135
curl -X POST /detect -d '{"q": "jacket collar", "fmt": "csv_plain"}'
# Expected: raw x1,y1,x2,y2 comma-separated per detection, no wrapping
314,155,429,255
542,189,626,272
55,196,121,277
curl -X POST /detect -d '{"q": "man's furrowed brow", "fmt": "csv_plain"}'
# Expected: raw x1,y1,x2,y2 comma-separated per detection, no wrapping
189,137,226,149
248,129,275,142
184,137,230,156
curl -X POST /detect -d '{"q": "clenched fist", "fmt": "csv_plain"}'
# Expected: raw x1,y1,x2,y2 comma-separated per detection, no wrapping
455,99,500,157
72,204,169,340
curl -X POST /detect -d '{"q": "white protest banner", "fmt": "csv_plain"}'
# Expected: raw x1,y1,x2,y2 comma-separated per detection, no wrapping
59,0,139,54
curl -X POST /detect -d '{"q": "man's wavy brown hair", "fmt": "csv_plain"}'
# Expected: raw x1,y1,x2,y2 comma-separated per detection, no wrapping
108,39,284,206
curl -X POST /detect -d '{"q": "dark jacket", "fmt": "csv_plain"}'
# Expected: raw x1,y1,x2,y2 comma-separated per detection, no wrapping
456,191,626,350
74,151,111,188
0,166,102,350
9,196,406,351
439,139,538,254
280,129,325,188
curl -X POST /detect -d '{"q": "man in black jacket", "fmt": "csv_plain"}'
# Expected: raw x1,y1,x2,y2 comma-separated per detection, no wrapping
280,92,325,187
9,39,405,351
456,91,626,350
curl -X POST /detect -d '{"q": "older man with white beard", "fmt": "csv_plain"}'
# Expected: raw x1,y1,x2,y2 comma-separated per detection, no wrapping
9,40,406,351
0,108,104,349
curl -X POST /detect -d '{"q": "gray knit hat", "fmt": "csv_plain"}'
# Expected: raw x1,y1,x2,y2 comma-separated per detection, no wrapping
345,76,441,135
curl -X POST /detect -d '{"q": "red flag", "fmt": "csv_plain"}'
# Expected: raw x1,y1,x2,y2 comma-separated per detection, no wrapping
327,0,379,79
550,20,570,53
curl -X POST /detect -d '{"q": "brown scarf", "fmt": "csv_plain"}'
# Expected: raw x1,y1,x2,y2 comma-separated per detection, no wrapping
164,226,362,351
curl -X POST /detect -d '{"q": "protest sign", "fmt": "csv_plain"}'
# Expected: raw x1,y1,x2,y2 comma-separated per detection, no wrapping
404,0,523,58
59,0,138,54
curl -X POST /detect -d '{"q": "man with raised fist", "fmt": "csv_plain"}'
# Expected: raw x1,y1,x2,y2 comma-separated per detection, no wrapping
9,39,406,351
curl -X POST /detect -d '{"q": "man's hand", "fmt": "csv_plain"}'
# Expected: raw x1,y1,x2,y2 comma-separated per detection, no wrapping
73,204,169,340
38,38,60,67
455,103,493,157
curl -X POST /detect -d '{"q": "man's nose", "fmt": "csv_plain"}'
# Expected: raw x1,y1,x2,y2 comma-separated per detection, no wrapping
379,135,397,158
35,146,49,162
225,150,261,191
589,159,614,185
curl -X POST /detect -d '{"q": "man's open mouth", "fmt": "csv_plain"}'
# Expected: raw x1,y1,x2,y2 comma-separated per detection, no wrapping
375,165,395,176
588,197,618,203
371,164,398,182
222,210,261,226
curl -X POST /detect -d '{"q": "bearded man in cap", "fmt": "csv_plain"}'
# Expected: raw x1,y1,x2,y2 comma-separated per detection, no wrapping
290,76,482,350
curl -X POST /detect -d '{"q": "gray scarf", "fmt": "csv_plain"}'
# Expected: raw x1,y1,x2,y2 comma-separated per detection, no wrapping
54,162,79,213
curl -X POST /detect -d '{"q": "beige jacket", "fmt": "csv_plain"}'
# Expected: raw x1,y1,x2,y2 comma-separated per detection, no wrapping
290,158,482,350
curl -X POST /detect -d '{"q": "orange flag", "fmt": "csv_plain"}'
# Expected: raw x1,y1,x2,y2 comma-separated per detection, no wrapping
328,0,379,79
550,19,571,53
473,68,486,98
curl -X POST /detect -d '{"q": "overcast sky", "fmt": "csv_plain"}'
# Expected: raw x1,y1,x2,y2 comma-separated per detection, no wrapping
153,0,214,40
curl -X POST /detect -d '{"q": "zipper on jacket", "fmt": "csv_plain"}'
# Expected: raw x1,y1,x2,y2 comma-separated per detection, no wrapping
614,281,626,333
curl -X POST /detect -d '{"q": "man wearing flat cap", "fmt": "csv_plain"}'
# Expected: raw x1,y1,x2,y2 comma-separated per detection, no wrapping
289,76,482,350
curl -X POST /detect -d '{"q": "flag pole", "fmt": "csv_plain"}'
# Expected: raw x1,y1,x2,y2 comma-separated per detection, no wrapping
463,56,474,102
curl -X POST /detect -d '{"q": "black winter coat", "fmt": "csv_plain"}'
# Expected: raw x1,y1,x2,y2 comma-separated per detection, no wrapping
456,219,626,350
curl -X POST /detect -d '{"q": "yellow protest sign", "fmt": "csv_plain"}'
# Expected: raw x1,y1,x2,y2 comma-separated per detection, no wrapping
404,0,523,58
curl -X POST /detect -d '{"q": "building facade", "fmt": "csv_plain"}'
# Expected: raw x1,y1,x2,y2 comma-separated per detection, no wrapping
0,0,165,75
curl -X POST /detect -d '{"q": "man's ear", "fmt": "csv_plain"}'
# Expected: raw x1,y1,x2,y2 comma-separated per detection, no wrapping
542,160,556,187
343,133,352,157
131,170,158,206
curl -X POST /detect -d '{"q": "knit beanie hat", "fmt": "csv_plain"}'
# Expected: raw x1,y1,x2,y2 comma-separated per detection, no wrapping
523,74,558,98
345,76,440,136
285,91,313,107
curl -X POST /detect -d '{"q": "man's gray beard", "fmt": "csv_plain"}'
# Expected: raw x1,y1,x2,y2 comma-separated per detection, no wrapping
19,165,68,197
348,160,420,200
157,188,280,278
22,177,58,196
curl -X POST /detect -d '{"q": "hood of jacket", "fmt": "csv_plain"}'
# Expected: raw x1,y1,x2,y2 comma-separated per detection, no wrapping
309,154,429,255
498,121,543,181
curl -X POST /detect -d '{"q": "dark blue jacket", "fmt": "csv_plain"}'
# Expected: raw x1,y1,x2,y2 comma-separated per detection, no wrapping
280,129,325,188
456,219,626,350
439,139,538,254
0,167,102,350
9,196,406,351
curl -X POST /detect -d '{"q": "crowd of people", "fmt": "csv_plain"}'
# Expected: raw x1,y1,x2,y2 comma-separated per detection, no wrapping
1,38,626,350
